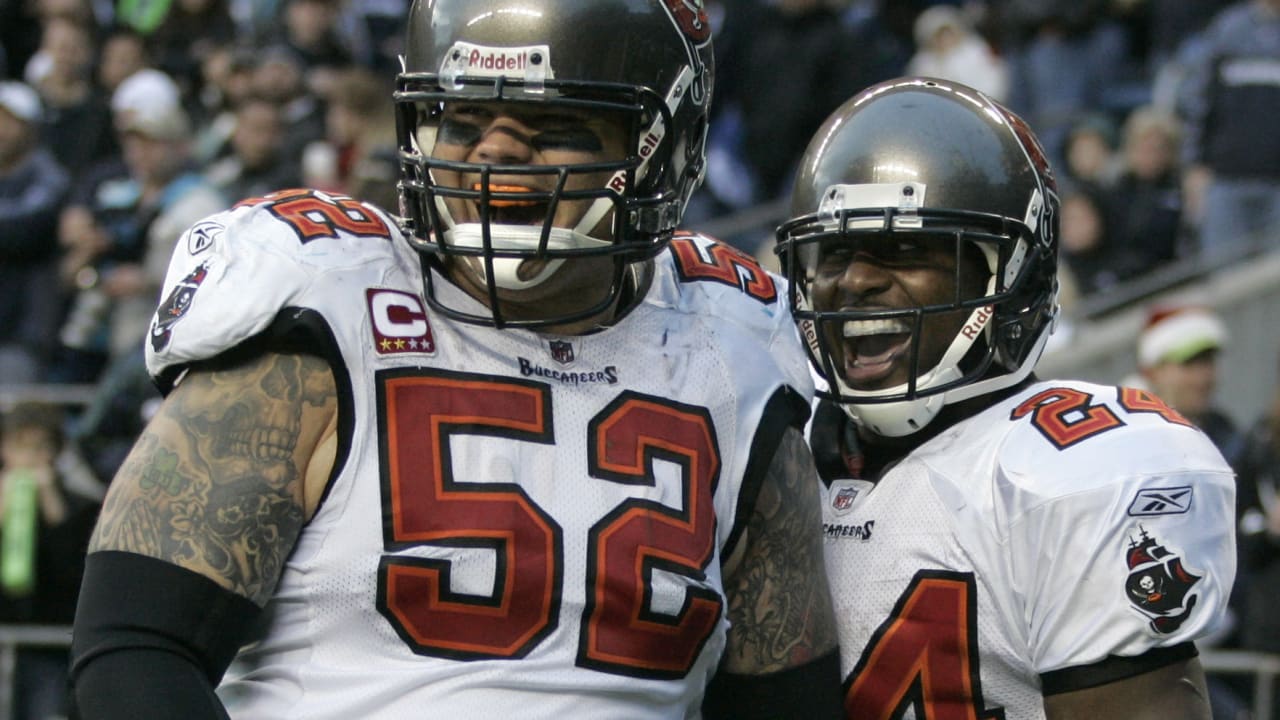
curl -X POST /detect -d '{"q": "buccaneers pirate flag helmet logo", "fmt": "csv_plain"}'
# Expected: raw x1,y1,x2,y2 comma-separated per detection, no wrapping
1124,527,1202,634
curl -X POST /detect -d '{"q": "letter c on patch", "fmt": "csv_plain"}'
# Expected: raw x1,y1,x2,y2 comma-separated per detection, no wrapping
371,291,427,338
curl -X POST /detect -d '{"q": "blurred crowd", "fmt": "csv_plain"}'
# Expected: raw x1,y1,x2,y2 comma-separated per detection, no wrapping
3,0,1280,718
3,0,1280,395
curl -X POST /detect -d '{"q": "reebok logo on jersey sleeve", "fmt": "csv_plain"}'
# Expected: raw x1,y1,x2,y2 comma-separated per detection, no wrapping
1127,487,1193,516
187,220,222,255
367,289,435,355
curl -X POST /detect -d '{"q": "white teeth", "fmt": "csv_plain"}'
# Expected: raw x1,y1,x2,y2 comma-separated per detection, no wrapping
842,318,911,338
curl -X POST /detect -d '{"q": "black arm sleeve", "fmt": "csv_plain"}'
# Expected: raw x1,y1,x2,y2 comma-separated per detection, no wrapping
1039,642,1199,695
71,551,262,719
702,649,844,720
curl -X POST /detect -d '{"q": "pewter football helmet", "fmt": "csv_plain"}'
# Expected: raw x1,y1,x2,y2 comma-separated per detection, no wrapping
777,78,1059,437
396,0,714,327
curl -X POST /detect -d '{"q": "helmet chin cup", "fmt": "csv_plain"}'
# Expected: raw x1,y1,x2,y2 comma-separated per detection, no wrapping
841,389,947,438
832,359,964,438
441,222,611,290
482,257,564,290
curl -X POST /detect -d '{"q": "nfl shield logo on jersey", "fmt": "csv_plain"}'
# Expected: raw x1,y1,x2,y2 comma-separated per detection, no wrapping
828,479,873,516
1124,527,1202,634
549,340,574,365
834,487,858,511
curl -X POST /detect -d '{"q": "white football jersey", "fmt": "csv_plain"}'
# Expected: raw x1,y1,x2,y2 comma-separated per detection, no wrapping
145,190,815,720
817,380,1236,719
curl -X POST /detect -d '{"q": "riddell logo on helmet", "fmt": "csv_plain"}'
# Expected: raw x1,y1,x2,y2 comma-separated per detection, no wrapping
608,132,661,193
961,305,994,340
467,49,529,72
444,43,553,79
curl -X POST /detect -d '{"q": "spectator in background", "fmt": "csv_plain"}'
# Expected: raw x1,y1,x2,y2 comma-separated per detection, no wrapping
1135,305,1246,465
143,0,237,101
1000,0,1137,168
29,15,117,184
906,4,1008,101
301,66,396,207
190,43,258,163
1061,112,1119,193
1058,186,1141,297
94,81,226,363
1177,0,1280,264
53,69,177,382
53,68,225,383
1146,0,1235,109
267,0,353,98
1235,351,1280,658
0,401,100,720
97,25,150,99
60,77,223,478
204,94,300,201
1132,303,1254,720
713,0,891,205
0,81,70,384
1108,105,1187,268
250,45,326,165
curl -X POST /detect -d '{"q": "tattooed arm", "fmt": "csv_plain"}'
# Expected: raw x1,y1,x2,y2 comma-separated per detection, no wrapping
89,350,338,602
71,351,338,719
704,426,842,719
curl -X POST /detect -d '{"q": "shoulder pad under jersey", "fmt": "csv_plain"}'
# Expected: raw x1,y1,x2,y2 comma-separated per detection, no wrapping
913,379,1235,671
656,231,814,402
991,380,1231,498
144,189,407,385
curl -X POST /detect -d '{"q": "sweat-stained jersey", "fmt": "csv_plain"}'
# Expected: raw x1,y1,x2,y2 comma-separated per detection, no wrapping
816,380,1235,720
144,189,815,719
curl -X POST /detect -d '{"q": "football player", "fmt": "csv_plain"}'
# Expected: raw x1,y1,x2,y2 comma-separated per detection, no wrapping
776,77,1236,720
69,1,842,718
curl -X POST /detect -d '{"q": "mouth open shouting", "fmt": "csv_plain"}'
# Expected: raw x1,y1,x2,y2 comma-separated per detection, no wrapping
839,316,914,388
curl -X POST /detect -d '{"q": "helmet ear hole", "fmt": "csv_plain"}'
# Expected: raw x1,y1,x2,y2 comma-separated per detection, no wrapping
685,115,706,165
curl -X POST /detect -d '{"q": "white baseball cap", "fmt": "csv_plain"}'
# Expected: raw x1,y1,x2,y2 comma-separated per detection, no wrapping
0,81,42,124
111,69,190,141
111,68,181,116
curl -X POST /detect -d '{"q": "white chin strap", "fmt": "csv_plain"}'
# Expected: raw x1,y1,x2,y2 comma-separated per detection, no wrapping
441,218,611,290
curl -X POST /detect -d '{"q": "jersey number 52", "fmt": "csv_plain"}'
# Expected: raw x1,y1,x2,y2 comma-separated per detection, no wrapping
375,368,722,680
